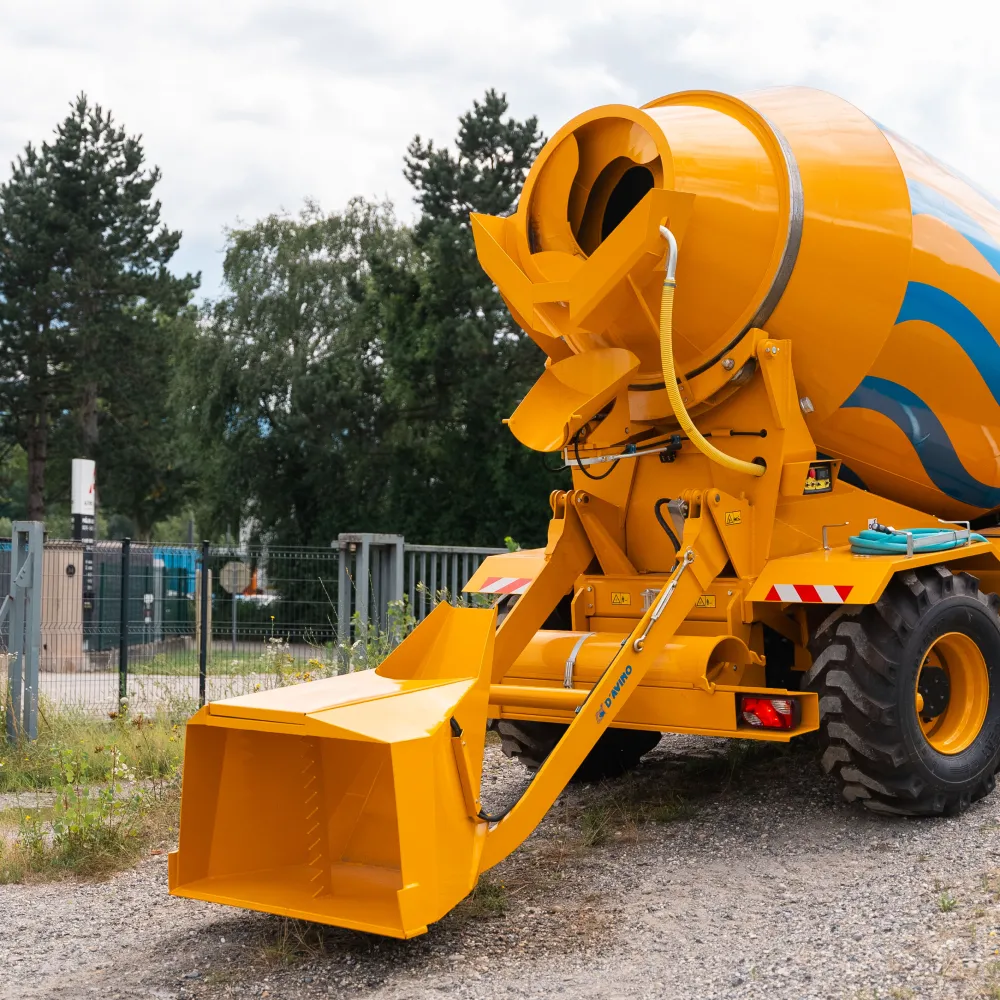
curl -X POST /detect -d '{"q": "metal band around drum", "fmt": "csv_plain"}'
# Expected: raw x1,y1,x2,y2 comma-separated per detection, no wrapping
683,111,804,381
746,112,803,331
564,632,595,689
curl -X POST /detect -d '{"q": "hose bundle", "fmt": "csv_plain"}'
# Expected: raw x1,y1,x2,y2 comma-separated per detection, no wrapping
849,526,986,555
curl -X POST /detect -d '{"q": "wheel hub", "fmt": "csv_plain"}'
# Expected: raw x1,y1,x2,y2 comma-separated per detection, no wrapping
917,666,950,720
915,631,990,755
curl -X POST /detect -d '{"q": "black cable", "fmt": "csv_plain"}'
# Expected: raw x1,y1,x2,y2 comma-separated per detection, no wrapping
572,429,620,480
476,655,622,823
653,498,681,552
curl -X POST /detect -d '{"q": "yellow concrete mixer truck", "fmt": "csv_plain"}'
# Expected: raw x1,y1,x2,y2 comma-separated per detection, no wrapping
170,86,1000,937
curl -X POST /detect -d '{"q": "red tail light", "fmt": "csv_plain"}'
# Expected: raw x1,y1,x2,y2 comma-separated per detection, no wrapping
740,695,799,730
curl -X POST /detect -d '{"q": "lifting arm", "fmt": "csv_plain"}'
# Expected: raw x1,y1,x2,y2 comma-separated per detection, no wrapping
478,491,729,871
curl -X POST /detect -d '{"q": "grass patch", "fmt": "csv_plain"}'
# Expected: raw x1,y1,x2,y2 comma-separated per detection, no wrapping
256,917,329,967
581,803,613,847
462,874,509,919
938,891,958,913
0,706,184,793
129,644,326,678
1,781,178,882
0,708,182,882
0,836,29,882
577,776,690,847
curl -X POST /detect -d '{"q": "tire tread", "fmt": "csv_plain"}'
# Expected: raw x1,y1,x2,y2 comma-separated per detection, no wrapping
808,567,1000,816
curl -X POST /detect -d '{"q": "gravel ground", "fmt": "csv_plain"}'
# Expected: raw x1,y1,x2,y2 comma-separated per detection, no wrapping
4,734,1000,1000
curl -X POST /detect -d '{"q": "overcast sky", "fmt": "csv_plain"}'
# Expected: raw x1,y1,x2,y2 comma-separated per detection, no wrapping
1,0,998,299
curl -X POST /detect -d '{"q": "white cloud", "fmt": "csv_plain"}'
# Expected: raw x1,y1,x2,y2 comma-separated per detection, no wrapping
0,0,998,297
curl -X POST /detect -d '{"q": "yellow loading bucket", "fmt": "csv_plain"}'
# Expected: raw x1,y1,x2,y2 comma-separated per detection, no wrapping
168,603,494,939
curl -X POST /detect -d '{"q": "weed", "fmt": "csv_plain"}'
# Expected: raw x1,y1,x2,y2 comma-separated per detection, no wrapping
939,891,958,913
463,875,509,919
0,837,28,883
256,918,327,966
0,709,181,881
0,709,183,793
647,793,690,823
43,746,147,875
576,776,689,847
888,987,914,999
581,804,613,847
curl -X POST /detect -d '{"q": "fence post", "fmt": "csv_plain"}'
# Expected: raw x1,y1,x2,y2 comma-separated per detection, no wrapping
21,525,42,740
356,536,370,632
3,522,43,742
199,540,209,706
336,537,351,670
118,537,130,709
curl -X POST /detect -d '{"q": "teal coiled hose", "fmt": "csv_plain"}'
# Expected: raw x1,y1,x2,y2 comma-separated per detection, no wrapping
850,526,987,556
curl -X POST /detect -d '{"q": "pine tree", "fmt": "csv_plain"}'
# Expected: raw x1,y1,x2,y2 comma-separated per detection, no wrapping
0,94,198,527
0,140,70,520
384,89,563,545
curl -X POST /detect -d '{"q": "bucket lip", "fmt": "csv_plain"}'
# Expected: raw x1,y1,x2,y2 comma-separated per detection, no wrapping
169,875,425,939
206,672,471,726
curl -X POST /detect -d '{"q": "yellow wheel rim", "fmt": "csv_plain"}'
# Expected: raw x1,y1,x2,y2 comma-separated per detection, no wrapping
915,632,990,755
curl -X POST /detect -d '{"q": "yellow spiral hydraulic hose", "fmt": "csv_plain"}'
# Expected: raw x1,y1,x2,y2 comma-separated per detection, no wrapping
658,225,766,477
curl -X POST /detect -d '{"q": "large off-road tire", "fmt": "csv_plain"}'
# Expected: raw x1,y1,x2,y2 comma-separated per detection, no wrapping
494,719,662,782
807,566,1000,815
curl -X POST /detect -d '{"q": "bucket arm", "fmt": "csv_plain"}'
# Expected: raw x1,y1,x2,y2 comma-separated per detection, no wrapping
479,490,729,871
491,490,598,682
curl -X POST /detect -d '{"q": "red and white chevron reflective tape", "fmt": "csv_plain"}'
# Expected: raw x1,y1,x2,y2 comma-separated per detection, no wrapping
478,576,532,595
764,584,854,603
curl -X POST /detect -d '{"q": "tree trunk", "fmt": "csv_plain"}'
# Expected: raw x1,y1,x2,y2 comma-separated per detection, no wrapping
80,379,99,457
79,378,101,524
25,407,47,521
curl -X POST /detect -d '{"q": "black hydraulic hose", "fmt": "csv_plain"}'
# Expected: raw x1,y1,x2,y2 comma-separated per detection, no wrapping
654,497,681,552
572,429,620,480
475,652,623,823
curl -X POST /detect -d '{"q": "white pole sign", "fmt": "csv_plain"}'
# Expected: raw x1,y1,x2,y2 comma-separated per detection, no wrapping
71,459,96,516
71,458,97,636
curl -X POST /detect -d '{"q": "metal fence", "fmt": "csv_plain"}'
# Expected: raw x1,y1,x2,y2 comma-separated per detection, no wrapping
0,533,505,717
